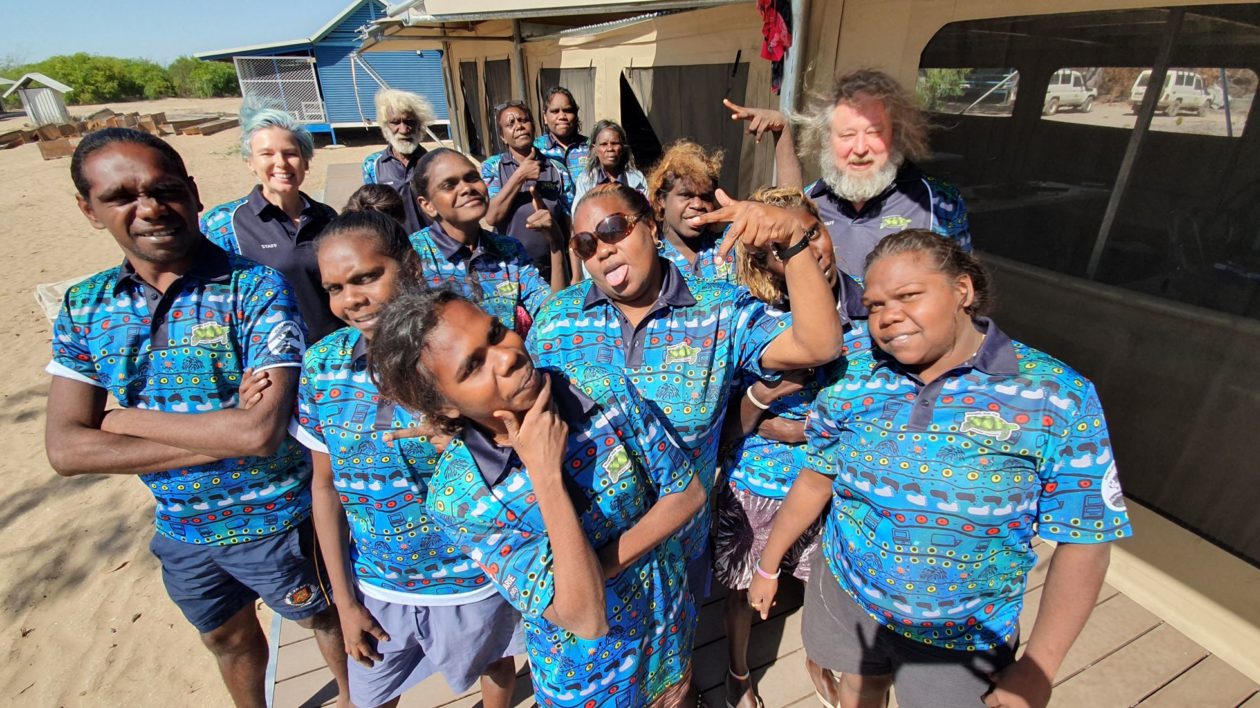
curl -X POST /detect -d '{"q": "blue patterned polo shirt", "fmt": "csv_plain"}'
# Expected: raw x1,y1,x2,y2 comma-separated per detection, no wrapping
526,261,791,558
533,132,589,204
804,318,1132,650
409,223,552,337
725,275,869,499
658,230,738,284
481,150,572,280
294,327,496,603
426,365,696,705
47,241,311,545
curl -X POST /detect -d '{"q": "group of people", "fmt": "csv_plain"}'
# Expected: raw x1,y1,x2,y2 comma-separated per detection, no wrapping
45,68,1130,708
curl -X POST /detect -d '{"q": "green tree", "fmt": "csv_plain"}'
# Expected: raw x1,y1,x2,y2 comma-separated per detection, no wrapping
916,68,970,112
169,56,239,98
124,59,174,100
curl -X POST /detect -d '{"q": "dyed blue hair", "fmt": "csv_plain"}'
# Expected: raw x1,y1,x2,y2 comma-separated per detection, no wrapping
239,103,315,161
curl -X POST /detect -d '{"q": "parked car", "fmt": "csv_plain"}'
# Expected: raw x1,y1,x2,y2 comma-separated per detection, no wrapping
1130,69,1209,115
1044,69,1097,114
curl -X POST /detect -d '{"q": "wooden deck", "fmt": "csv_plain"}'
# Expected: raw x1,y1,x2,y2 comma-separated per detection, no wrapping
271,541,1259,707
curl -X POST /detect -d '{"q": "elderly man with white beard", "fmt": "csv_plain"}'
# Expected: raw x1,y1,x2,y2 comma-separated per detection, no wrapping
361,88,437,235
799,69,970,279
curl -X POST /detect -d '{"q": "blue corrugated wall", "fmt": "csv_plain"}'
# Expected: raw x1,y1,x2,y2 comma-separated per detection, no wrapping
315,46,449,124
313,0,449,125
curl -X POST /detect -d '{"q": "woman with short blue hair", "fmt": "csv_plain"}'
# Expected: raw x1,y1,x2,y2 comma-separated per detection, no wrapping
202,103,342,340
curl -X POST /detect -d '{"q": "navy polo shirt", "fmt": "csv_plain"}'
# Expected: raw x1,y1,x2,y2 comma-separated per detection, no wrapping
362,146,431,236
201,187,341,342
806,162,971,279
481,151,572,280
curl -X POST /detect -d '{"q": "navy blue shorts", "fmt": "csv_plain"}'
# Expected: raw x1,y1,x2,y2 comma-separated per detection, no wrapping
149,520,331,633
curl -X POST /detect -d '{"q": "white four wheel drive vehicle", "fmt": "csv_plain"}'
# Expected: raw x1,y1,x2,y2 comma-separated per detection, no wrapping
1044,69,1097,114
1130,69,1210,115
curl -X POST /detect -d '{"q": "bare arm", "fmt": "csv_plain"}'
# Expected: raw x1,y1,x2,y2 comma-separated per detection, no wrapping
499,376,608,639
100,367,299,459
746,467,833,619
985,543,1111,708
45,376,218,476
693,194,842,369
310,450,390,667
598,474,704,578
723,98,802,188
723,373,812,441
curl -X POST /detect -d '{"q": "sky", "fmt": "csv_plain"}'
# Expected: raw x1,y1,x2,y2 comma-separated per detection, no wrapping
0,0,360,66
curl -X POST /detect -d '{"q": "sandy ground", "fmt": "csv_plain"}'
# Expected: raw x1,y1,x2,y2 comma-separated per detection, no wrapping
0,97,383,706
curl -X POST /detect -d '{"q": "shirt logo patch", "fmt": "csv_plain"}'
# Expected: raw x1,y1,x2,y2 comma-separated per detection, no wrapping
602,445,632,483
960,411,1020,441
881,215,913,230
494,280,519,298
190,322,230,348
665,342,701,365
267,321,305,357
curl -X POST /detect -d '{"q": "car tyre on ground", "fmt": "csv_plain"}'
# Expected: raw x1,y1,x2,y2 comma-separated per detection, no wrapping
1044,97,1060,115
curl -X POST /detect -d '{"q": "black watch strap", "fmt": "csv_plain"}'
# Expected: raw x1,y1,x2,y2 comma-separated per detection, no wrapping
773,225,818,262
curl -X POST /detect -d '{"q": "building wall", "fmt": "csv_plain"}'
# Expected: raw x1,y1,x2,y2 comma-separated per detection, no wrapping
437,4,779,194
314,0,450,125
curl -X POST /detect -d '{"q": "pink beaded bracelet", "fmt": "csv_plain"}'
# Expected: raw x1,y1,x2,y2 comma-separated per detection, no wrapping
754,563,781,580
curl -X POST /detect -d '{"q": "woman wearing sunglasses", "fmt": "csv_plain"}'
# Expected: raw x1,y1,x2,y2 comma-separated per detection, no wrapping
526,182,845,596
370,290,706,706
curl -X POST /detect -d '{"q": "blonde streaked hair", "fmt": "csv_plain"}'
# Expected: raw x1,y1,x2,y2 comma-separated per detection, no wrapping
646,140,723,219
736,186,822,305
374,89,436,132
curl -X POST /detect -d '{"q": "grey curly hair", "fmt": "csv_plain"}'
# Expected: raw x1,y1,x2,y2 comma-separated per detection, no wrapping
795,68,930,164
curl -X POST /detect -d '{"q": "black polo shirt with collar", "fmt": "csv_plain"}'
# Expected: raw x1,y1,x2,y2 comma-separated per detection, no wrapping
215,186,340,342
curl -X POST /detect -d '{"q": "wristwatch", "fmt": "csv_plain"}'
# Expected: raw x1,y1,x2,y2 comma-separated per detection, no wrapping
773,225,818,262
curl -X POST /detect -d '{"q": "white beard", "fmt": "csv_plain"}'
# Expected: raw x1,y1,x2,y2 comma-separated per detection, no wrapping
385,131,421,157
820,149,903,204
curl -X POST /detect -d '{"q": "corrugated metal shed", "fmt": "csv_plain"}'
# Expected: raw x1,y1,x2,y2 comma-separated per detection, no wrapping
3,73,74,126
194,0,448,128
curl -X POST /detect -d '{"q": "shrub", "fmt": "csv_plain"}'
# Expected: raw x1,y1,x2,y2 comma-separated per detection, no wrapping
0,53,238,105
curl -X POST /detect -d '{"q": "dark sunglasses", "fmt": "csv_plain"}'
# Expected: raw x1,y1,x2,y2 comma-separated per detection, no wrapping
569,213,641,260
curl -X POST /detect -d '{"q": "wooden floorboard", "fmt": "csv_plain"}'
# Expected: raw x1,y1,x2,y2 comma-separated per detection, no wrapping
1051,623,1207,706
1138,655,1259,707
266,557,1247,708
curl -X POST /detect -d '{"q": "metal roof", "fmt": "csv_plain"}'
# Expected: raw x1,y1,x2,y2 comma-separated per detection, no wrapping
2,72,72,98
195,0,388,59
383,0,742,23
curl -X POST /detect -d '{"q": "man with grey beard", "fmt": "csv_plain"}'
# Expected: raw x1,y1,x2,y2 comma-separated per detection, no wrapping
799,69,970,279
362,88,436,234
730,68,962,278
